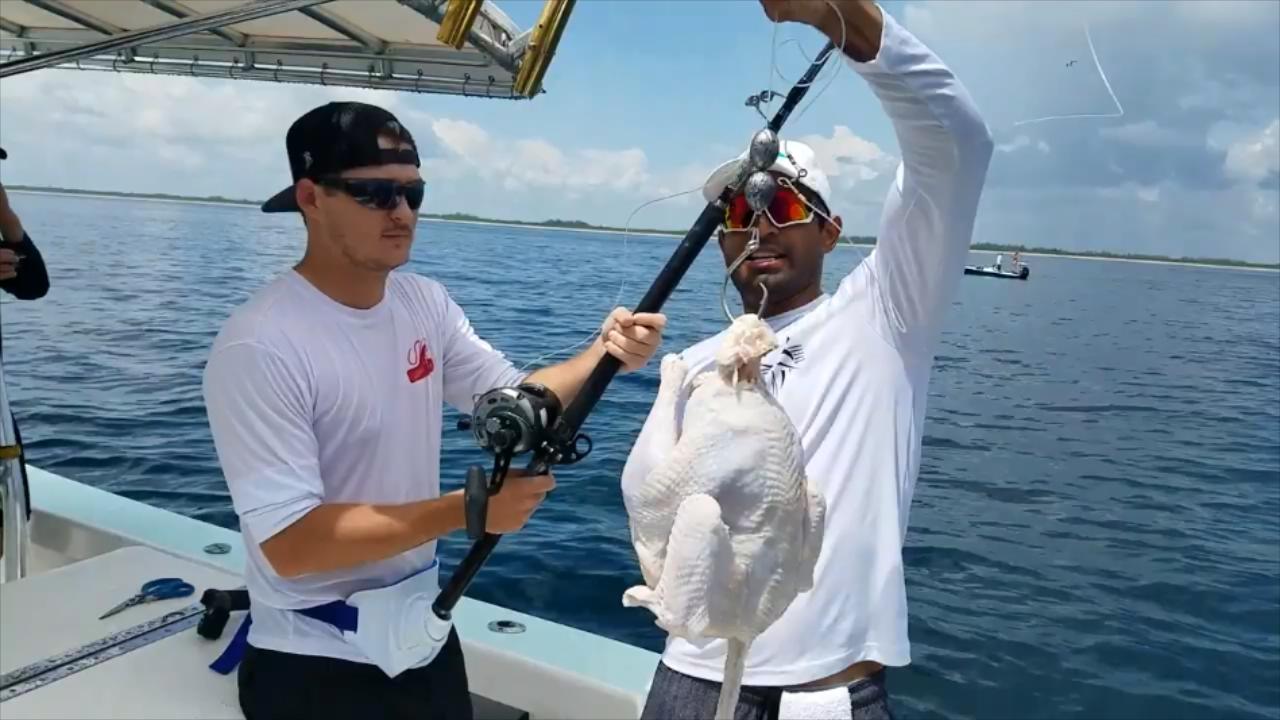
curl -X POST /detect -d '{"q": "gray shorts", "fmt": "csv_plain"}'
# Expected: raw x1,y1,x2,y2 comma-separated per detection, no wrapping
639,661,895,720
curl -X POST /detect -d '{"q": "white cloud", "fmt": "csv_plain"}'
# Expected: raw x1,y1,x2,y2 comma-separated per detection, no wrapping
0,67,423,199
799,125,895,182
794,124,898,217
975,182,1277,263
1223,118,1280,185
1251,191,1279,223
428,118,651,193
997,135,1052,154
1100,121,1187,148
1098,181,1161,204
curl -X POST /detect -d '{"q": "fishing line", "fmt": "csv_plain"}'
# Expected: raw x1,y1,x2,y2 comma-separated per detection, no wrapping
763,0,863,263
515,183,706,373
1010,21,1124,128
720,0,856,321
761,0,848,128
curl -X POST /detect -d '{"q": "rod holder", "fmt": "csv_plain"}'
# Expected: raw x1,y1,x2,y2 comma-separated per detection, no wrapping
512,0,574,97
0,356,29,582
435,0,485,50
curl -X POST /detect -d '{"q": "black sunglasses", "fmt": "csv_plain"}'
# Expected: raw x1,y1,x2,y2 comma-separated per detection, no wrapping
317,177,425,211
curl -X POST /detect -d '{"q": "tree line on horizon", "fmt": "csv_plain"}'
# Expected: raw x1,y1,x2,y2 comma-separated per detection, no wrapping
8,184,1277,269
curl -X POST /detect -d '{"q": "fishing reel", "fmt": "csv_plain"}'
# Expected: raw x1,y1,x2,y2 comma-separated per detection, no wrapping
455,384,592,539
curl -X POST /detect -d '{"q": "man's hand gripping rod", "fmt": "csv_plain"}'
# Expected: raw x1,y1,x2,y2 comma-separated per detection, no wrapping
432,41,840,623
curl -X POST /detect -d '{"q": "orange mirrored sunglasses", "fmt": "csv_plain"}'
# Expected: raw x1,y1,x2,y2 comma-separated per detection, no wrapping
723,183,815,231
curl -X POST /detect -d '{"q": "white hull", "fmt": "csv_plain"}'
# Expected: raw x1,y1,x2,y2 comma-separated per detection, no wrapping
1,465,657,719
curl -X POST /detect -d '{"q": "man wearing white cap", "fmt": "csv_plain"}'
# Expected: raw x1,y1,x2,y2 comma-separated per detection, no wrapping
620,1,993,717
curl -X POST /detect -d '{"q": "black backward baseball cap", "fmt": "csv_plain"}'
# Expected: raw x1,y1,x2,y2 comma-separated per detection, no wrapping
261,101,420,213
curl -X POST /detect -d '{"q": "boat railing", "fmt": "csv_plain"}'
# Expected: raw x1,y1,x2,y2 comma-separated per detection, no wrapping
0,354,30,582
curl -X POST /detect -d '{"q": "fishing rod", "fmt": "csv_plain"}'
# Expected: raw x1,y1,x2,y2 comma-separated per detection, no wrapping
432,40,840,622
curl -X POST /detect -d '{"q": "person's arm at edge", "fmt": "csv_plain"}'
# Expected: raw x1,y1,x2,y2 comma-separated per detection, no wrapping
0,188,50,300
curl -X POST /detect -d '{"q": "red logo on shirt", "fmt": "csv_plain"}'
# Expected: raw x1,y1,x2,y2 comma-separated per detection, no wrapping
407,339,435,383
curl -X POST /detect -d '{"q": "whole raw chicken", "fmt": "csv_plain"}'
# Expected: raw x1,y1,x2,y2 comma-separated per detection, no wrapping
622,313,827,720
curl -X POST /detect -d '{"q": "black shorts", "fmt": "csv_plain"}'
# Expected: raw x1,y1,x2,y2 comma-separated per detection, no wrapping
237,627,473,720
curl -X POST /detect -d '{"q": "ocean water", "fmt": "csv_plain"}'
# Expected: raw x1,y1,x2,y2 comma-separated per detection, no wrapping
3,192,1278,720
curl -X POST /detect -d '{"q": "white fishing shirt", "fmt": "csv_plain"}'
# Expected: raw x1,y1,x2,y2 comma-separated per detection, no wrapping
620,10,994,686
203,269,524,664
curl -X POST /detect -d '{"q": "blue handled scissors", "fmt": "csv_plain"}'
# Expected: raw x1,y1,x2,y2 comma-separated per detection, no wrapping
98,577,195,620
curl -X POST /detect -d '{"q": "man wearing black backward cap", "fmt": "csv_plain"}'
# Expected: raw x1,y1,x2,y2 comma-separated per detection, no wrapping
0,145,50,556
201,101,667,718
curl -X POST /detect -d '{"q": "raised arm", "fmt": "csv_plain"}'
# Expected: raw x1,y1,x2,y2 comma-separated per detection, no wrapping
828,1,994,352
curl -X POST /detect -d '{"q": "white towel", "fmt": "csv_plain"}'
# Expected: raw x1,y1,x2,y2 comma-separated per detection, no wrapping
778,685,853,720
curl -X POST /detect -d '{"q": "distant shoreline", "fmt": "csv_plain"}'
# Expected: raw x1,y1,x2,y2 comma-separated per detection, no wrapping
7,185,1278,271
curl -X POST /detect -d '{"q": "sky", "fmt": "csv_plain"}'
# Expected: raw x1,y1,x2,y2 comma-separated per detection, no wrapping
1,0,1278,263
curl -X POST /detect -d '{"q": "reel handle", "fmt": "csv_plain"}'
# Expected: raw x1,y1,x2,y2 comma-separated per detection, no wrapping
464,464,489,540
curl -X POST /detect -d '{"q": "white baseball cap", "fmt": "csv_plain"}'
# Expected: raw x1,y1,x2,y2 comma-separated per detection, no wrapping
701,139,832,212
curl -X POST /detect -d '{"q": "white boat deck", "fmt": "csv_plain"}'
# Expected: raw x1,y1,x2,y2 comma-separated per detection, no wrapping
1,467,659,719
2,545,245,719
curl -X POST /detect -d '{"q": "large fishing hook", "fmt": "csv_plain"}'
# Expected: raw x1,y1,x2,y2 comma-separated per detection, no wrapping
721,231,771,322
721,232,758,321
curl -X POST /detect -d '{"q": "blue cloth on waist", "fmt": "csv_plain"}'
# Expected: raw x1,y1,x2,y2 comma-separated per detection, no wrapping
208,599,359,674
208,559,438,675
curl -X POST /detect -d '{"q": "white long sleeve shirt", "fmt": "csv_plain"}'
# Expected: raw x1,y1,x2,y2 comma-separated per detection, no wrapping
619,8,994,686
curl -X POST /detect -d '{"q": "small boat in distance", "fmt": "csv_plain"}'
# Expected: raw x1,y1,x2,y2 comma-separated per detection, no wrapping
965,252,1030,280
964,264,1030,280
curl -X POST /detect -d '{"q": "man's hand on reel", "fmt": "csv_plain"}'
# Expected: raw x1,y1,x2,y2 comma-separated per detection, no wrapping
484,469,556,534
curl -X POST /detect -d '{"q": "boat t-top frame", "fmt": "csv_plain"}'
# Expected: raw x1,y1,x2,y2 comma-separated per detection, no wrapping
0,0,574,98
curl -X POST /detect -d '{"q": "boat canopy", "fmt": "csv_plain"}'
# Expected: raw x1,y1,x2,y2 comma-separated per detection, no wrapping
0,0,574,98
